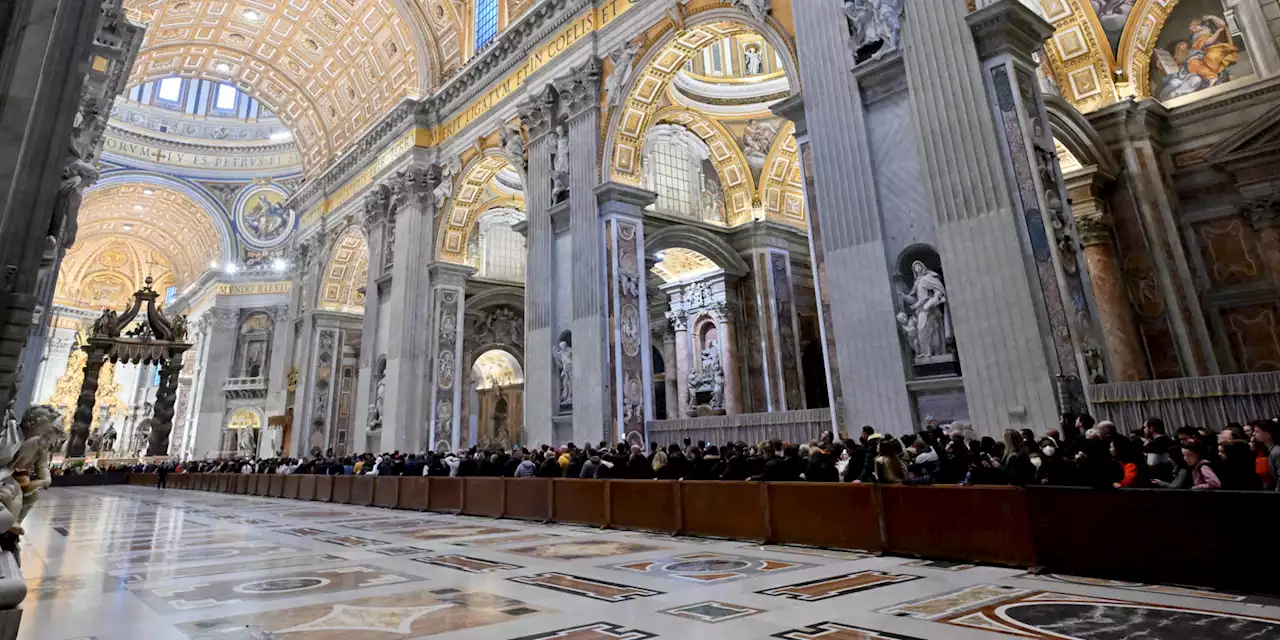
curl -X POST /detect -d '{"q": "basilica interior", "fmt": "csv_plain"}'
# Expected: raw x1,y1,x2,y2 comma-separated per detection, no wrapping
1,0,1279,462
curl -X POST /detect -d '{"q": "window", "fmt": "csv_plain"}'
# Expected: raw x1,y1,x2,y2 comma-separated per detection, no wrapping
645,139,699,218
156,77,183,104
482,222,526,281
214,84,238,111
475,0,499,52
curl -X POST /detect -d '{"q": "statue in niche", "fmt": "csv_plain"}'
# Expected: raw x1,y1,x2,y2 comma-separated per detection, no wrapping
744,44,764,75
553,341,573,406
101,424,117,453
701,340,722,373
898,260,949,362
0,405,65,536
729,0,771,23
686,339,726,413
605,38,643,108
843,0,905,63
367,376,385,431
237,429,257,457
550,124,570,204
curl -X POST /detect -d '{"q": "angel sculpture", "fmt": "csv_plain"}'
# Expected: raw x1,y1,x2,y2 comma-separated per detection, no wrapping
0,405,66,535
604,38,643,108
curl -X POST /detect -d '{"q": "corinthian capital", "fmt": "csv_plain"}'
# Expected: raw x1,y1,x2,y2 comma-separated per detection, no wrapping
517,87,558,139
361,182,392,233
555,59,603,119
1074,213,1113,247
391,166,434,213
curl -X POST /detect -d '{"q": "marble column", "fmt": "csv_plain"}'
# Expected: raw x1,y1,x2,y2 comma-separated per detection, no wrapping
557,60,610,446
1070,172,1148,382
790,0,913,431
264,305,292,420
597,181,657,443
711,302,745,415
284,240,318,456
426,262,474,453
661,324,679,419
194,308,238,459
353,184,391,449
666,309,691,417
301,320,344,456
382,167,438,453
518,89,558,447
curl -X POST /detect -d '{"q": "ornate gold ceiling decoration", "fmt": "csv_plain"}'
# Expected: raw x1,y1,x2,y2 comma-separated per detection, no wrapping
54,236,176,312
1039,0,1119,112
758,121,805,228
124,0,443,172
651,247,719,283
69,182,222,287
653,107,755,225
438,151,524,262
318,226,368,313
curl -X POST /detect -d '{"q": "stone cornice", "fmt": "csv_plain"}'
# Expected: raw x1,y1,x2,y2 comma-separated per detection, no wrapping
103,124,301,157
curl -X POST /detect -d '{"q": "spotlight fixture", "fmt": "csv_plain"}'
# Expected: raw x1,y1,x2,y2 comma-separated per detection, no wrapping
209,260,220,269
224,262,238,274
213,62,232,73
122,224,134,232
272,258,289,271
142,189,154,195
242,8,264,21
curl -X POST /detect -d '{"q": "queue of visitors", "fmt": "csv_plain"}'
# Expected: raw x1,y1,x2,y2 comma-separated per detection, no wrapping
158,414,1280,491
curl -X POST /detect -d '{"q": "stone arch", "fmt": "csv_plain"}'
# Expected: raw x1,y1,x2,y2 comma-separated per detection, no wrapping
317,226,369,314
1045,95,1120,176
1116,0,1181,98
89,170,237,264
603,9,800,187
438,150,524,263
649,107,756,224
645,225,749,277
757,120,805,228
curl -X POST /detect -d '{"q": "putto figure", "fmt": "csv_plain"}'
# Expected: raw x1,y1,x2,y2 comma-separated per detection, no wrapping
843,0,905,63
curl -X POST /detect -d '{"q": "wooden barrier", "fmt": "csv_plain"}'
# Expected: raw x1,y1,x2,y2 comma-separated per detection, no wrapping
552,480,608,527
429,477,463,512
218,475,231,493
463,478,505,518
254,474,271,496
610,480,680,534
399,477,430,511
297,475,316,501
283,475,300,499
880,485,1036,567
234,475,250,494
314,476,333,502
268,475,285,497
332,476,353,504
767,483,883,552
504,479,552,521
373,477,400,508
351,477,375,506
681,481,769,541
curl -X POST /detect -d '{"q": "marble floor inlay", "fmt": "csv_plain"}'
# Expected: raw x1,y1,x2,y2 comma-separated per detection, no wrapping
17,486,1280,640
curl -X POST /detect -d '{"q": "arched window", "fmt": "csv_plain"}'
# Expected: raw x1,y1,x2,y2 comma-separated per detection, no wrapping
470,208,526,282
475,0,500,52
642,125,718,222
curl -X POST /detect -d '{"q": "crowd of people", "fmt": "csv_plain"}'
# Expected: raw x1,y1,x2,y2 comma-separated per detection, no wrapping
152,413,1280,491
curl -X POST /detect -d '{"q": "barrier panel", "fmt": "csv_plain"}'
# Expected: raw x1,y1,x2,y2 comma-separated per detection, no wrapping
463,478,505,518
681,481,768,541
880,485,1035,567
267,475,285,497
283,475,301,499
429,477,463,512
610,480,680,534
315,476,333,502
552,480,608,527
1027,487,1280,597
373,477,400,508
252,474,268,495
768,483,883,551
400,477,430,511
351,477,375,506
218,475,231,493
332,476,353,504
503,479,552,521
235,475,250,494
298,475,316,501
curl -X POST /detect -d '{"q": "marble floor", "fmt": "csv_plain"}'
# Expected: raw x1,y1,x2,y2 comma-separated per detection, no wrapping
15,486,1280,640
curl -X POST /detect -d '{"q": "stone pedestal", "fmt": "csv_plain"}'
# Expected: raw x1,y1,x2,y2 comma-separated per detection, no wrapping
426,262,474,453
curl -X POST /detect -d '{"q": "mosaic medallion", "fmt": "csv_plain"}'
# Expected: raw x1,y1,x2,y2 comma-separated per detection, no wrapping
879,585,1280,639
660,600,765,623
609,552,811,583
503,540,664,560
177,587,549,638
508,573,664,602
758,571,922,602
412,554,523,574
773,622,924,639
508,622,657,639
449,532,563,548
142,564,422,612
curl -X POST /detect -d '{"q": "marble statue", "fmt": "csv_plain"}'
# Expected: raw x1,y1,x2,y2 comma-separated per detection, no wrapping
171,314,188,341
0,405,65,535
433,157,460,210
91,308,118,337
500,123,526,171
237,429,257,457
101,425,117,453
551,125,570,203
701,340,722,373
843,0,905,62
744,45,764,75
898,260,949,361
729,0,771,23
552,341,573,405
605,38,643,108
368,376,385,431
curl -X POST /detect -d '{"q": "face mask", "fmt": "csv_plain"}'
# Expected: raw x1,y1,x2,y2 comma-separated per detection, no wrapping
1042,446,1056,457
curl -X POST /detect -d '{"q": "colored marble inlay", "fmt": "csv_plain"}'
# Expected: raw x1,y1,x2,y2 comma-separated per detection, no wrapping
608,552,810,583
758,571,922,602
660,600,764,623
738,544,872,561
509,573,664,602
141,564,423,612
115,553,348,585
178,587,549,638
449,532,563,547
901,559,976,571
509,622,657,639
504,540,664,560
774,622,925,639
412,554,523,574
366,545,433,557
880,585,1280,639
315,533,387,547
401,525,517,540
103,540,302,570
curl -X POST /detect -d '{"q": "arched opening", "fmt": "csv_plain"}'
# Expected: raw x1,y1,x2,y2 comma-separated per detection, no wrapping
470,348,524,449
317,227,369,314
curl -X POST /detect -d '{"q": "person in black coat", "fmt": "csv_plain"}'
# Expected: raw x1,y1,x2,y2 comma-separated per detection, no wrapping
722,443,752,480
625,445,655,479
805,450,839,482
657,444,692,480
536,455,561,478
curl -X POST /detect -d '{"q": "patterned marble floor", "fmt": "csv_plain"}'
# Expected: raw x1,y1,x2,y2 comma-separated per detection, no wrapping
15,486,1280,640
